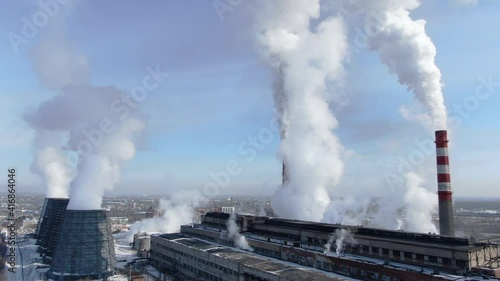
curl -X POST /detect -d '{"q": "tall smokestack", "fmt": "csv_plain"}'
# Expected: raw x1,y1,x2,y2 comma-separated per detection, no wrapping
435,130,454,236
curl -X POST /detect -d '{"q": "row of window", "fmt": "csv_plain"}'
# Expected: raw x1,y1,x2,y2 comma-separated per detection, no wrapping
315,260,400,281
182,263,226,281
300,235,467,270
361,246,454,265
152,241,239,278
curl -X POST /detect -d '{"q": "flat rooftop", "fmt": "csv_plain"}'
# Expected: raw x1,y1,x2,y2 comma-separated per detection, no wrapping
204,213,473,246
154,234,351,281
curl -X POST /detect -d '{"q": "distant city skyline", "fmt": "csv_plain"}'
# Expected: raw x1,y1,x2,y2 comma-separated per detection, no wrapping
1,1,499,198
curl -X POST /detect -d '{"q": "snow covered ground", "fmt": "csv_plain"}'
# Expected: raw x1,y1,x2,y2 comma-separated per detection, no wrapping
113,231,139,271
5,237,48,281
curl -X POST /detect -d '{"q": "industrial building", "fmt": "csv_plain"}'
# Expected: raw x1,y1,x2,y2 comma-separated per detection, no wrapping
145,130,499,280
134,232,152,258
29,129,498,280
147,212,500,280
150,233,350,281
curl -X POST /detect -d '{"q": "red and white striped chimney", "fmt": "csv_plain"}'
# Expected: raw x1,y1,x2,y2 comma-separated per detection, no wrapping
435,130,454,236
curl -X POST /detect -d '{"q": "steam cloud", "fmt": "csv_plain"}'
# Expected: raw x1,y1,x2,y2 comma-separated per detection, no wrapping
24,17,145,209
128,190,203,242
254,0,348,222
401,172,438,233
226,212,254,251
342,0,448,130
340,0,444,231
24,22,88,199
29,134,74,198
255,0,446,233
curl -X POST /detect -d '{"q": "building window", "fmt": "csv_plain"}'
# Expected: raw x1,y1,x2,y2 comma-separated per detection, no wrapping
456,260,466,268
393,250,400,258
428,255,438,263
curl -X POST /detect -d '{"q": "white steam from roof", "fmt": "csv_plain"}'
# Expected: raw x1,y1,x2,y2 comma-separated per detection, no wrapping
254,0,348,221
324,229,356,257
226,212,254,251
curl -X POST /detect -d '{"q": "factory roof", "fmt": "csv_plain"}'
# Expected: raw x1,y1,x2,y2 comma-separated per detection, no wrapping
246,216,472,246
153,234,353,281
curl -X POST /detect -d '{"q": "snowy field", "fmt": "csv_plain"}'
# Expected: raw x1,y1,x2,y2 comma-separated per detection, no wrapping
6,238,48,281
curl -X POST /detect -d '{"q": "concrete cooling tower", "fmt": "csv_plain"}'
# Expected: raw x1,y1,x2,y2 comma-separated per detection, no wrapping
48,209,116,281
35,198,69,258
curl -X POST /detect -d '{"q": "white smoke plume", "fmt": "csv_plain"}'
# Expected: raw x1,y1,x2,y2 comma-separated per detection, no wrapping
336,0,442,232
401,172,438,233
24,18,88,199
127,190,204,242
26,85,145,210
341,0,448,130
31,142,74,198
324,228,356,257
254,0,349,222
226,212,254,251
24,14,145,209
371,173,437,233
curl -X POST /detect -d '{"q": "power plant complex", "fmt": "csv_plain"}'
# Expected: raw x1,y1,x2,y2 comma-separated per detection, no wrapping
31,130,500,280
150,211,500,280
17,0,499,279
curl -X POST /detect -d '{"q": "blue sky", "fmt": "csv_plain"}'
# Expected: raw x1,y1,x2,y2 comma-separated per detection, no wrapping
0,1,499,197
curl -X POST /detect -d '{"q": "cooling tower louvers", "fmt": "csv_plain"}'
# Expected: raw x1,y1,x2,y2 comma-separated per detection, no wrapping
36,198,69,257
49,209,116,281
